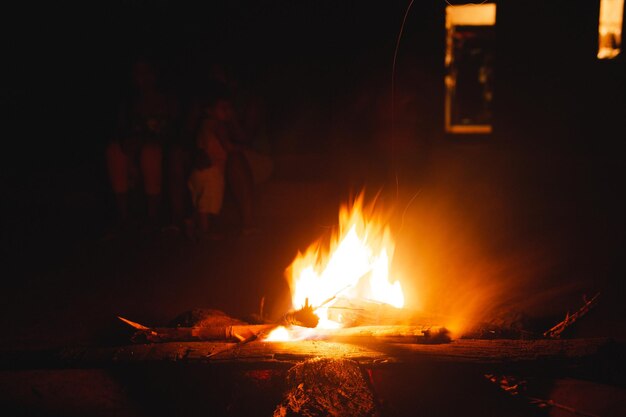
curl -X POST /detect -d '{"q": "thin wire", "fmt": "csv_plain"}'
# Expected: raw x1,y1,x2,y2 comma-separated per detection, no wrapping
391,0,415,200
399,188,421,234
392,0,487,202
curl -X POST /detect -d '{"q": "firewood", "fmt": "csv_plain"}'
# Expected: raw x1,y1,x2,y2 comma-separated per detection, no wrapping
281,298,319,328
117,314,278,343
1,338,615,370
120,311,446,345
544,292,600,338
325,297,443,327
485,374,602,417
168,308,248,328
311,325,449,343
129,324,277,343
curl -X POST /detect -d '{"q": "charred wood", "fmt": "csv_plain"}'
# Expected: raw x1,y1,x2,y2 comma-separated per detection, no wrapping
130,324,277,343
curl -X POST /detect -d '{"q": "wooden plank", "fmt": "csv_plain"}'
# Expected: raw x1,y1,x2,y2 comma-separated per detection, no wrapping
205,337,613,365
1,338,615,369
382,338,613,363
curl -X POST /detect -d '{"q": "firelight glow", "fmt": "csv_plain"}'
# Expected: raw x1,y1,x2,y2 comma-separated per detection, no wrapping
265,194,404,341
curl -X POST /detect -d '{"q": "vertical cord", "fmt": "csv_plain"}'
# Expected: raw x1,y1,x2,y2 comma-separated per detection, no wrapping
391,0,416,200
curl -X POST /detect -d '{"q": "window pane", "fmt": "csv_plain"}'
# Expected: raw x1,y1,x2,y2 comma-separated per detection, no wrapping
445,4,496,134
598,0,624,59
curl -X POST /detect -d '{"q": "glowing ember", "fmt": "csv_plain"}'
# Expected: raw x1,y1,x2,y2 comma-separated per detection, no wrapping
266,194,404,341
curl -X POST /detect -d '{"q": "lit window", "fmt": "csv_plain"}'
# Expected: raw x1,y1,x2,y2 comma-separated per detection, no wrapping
598,0,624,59
445,3,496,134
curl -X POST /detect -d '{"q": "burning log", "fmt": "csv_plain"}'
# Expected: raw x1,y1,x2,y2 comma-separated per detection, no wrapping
119,316,277,343
310,325,449,344
118,301,325,344
168,308,248,328
119,315,447,345
281,298,319,328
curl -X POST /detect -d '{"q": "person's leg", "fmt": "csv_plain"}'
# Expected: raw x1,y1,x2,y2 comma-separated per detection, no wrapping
105,141,130,221
226,151,255,230
140,142,163,224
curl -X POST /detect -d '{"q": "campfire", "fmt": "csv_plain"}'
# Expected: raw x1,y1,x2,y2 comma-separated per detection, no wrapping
118,193,449,345
116,193,600,347
266,193,409,341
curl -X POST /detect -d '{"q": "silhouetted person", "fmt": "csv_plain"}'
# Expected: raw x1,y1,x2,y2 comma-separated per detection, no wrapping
195,95,258,234
105,59,178,231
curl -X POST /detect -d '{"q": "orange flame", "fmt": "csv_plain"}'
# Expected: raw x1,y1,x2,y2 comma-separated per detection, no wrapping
267,194,404,340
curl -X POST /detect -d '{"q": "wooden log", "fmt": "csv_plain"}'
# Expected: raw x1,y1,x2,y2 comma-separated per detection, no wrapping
325,298,444,327
0,338,616,370
307,325,450,343
133,324,448,344
131,324,277,343
204,337,616,366
123,313,447,344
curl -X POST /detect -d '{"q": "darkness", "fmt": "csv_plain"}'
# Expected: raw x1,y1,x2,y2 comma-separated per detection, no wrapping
1,0,626,413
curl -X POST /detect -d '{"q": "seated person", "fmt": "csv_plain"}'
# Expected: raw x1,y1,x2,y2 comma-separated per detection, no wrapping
194,95,259,235
105,58,178,230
